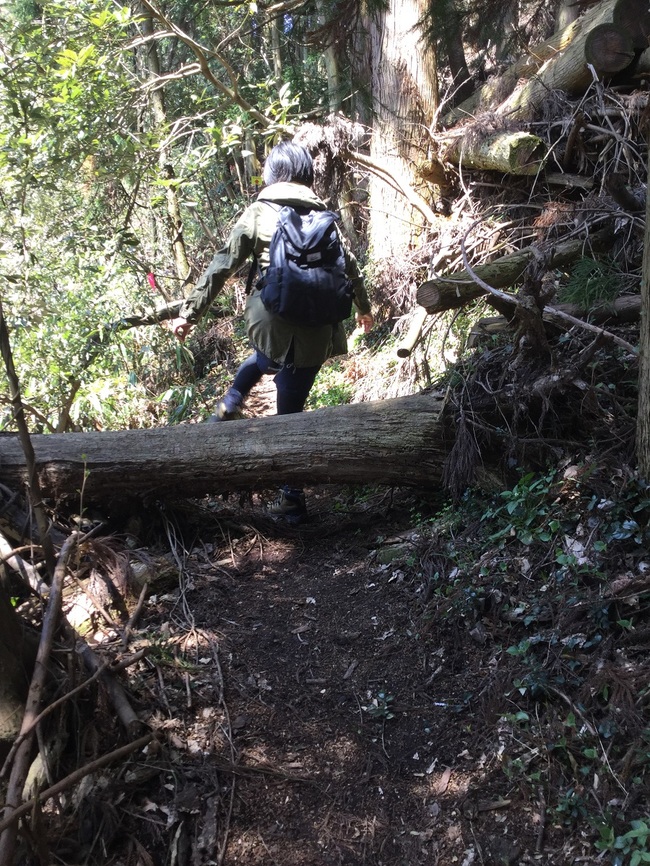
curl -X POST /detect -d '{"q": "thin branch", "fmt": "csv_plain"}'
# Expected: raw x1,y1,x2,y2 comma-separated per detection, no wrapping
0,661,110,780
122,581,150,648
0,733,155,837
542,306,637,354
460,222,638,355
0,532,78,864
0,295,57,576
0,530,46,593
347,150,438,226
137,0,271,128
77,641,144,734
0,648,148,781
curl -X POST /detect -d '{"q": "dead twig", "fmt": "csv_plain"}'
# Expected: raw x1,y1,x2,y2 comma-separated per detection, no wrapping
0,647,149,781
0,297,57,578
77,641,144,735
536,786,546,854
0,529,47,594
209,635,235,866
73,575,118,631
0,661,109,780
0,543,43,564
122,580,149,648
0,732,155,837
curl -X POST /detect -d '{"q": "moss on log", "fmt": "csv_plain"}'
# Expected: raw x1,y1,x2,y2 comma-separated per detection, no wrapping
442,131,547,175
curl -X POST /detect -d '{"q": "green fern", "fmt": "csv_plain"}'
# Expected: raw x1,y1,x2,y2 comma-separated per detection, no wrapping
558,258,623,309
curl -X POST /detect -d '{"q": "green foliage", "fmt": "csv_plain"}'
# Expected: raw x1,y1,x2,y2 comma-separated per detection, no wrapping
481,470,559,547
586,476,650,548
415,466,650,860
558,257,627,310
0,0,359,431
595,820,650,866
362,690,395,720
306,360,354,409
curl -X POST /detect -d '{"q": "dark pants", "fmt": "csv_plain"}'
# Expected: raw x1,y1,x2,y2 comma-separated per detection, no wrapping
232,344,320,415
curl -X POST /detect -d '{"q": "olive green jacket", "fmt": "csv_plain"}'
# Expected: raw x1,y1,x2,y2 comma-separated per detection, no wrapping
179,182,371,367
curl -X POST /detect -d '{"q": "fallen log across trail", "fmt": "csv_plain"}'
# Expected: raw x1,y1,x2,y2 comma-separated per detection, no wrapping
0,393,448,505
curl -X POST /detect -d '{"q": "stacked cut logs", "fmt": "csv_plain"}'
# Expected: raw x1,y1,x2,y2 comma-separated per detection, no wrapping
445,0,650,126
427,0,650,178
416,230,618,314
409,0,649,338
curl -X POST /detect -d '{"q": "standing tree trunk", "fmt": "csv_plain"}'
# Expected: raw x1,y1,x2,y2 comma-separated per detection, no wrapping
315,0,343,113
269,15,283,84
365,0,438,259
445,11,473,104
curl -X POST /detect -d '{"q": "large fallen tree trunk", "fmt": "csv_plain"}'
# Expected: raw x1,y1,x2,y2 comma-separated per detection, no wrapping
416,230,616,313
0,394,448,504
497,0,649,120
444,12,594,125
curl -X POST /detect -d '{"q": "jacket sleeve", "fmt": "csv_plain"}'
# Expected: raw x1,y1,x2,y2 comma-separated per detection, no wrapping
179,206,258,323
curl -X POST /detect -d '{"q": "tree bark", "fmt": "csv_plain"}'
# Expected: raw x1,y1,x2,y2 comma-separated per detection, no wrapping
267,14,283,85
444,12,473,104
365,0,438,258
555,0,581,33
0,394,448,505
315,0,342,113
631,45,650,75
416,230,616,313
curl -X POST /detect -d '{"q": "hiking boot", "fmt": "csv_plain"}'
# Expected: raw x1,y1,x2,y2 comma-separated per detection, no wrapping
207,388,244,422
267,487,307,525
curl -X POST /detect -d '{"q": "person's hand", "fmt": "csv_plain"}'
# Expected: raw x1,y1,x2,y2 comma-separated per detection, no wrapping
355,312,374,333
165,317,193,342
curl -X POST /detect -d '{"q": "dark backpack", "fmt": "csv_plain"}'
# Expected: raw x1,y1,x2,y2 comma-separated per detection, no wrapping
257,204,354,327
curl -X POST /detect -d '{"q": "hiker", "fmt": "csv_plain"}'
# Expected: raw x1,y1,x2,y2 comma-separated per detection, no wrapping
168,140,373,522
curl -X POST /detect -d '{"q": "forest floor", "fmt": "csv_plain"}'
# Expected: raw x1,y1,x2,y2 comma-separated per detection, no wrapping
67,484,554,866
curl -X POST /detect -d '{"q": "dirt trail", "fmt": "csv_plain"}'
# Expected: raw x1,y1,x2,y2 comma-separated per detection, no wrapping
151,487,542,866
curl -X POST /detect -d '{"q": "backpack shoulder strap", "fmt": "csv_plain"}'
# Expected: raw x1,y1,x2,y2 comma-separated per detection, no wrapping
245,257,260,295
